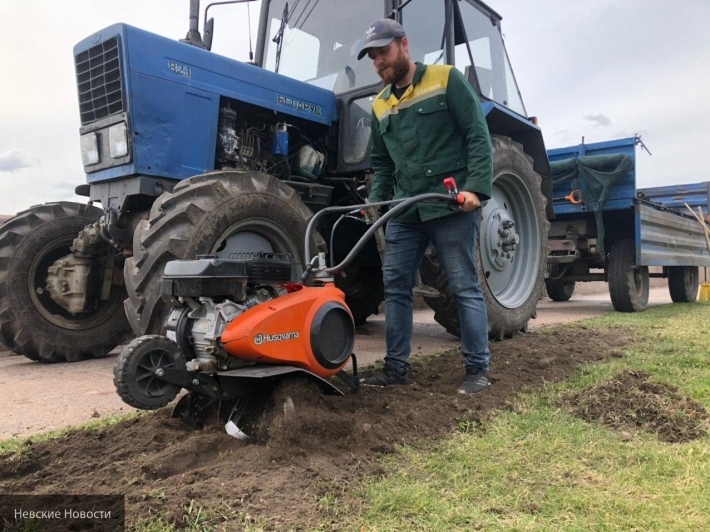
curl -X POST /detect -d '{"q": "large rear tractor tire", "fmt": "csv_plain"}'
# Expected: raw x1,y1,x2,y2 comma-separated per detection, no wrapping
667,266,699,303
420,135,549,339
125,171,328,336
545,264,576,302
0,202,131,362
608,239,649,312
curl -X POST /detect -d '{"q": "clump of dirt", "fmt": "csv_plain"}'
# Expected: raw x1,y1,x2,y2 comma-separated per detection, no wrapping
0,326,634,530
559,370,710,443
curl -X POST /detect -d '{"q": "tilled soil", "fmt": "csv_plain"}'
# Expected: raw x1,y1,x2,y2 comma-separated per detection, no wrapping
559,369,710,443
0,326,634,530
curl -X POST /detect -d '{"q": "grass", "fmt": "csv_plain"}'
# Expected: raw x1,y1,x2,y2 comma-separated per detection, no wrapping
0,410,146,456
130,499,270,532
346,303,710,531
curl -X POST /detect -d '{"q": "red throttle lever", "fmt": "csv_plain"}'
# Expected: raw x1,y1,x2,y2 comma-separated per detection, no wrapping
443,177,465,206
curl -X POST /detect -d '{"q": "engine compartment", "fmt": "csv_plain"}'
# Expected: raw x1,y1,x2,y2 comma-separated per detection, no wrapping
215,97,331,184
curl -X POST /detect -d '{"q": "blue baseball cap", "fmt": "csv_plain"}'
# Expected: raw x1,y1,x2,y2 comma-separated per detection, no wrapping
357,19,407,60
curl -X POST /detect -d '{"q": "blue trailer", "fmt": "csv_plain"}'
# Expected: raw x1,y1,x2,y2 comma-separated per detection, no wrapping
545,136,710,310
637,181,710,217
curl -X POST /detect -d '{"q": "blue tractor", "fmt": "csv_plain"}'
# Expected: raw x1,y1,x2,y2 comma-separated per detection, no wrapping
0,0,553,362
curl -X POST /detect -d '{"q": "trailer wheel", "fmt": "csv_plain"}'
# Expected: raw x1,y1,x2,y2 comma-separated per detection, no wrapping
667,266,699,303
124,171,327,335
420,136,549,339
0,202,131,362
545,265,575,301
608,239,649,312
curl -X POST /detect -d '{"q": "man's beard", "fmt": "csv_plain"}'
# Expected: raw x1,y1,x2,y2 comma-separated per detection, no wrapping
377,49,410,86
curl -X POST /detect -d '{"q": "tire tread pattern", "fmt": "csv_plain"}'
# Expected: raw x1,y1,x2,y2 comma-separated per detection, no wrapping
0,202,132,361
124,171,327,336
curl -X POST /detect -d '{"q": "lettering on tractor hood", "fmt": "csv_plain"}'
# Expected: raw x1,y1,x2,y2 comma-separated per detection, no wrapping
277,95,323,117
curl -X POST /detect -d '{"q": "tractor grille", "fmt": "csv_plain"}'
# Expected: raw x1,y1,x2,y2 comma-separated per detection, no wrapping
75,36,125,125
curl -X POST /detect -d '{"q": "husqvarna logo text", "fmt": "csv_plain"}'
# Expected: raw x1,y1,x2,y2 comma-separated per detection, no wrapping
254,331,300,345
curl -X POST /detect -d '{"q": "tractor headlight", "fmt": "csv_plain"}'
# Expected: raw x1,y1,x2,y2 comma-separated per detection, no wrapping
108,122,128,158
80,133,99,166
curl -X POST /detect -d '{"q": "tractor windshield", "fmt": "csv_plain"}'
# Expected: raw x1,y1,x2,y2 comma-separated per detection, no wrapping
401,0,526,116
262,0,383,93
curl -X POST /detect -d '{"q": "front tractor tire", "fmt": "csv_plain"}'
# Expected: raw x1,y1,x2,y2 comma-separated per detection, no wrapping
420,136,549,339
0,202,131,362
124,171,327,336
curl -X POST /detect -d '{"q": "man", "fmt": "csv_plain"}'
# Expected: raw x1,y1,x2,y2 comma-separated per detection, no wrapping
358,19,493,394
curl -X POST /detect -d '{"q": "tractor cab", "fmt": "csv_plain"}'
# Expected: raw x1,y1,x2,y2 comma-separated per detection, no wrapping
251,0,528,173
254,0,524,106
256,0,382,94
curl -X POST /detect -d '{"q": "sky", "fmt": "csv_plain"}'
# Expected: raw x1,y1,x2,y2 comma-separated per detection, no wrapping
1,0,709,215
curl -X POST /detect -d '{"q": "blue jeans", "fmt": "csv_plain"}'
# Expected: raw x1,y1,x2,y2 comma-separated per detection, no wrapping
382,211,490,374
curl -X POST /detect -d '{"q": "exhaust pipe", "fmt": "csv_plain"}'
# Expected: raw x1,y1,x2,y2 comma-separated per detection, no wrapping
180,0,206,48
189,0,200,32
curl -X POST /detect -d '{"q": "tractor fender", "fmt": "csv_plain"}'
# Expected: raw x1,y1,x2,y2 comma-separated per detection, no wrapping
482,101,554,220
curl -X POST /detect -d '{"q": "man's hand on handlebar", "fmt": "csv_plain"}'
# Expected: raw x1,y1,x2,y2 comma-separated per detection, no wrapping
442,177,480,212
360,198,380,223
457,191,481,212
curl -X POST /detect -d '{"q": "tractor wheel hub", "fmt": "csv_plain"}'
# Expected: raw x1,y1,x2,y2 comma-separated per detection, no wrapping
486,210,519,271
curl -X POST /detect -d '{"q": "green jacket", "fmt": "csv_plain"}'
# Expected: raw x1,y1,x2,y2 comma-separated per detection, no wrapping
369,62,493,223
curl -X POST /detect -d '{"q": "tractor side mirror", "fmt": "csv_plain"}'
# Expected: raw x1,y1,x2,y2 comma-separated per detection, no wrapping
203,18,215,51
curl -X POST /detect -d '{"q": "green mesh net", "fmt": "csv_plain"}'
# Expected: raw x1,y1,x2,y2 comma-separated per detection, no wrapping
550,154,634,256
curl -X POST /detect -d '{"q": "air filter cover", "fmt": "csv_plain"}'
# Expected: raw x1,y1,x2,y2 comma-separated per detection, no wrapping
310,302,355,369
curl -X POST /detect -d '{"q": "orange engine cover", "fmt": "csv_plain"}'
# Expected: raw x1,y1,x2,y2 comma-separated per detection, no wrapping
220,284,355,379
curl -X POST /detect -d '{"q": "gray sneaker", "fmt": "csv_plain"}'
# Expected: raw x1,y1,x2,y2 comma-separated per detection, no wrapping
458,369,489,394
361,367,410,387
